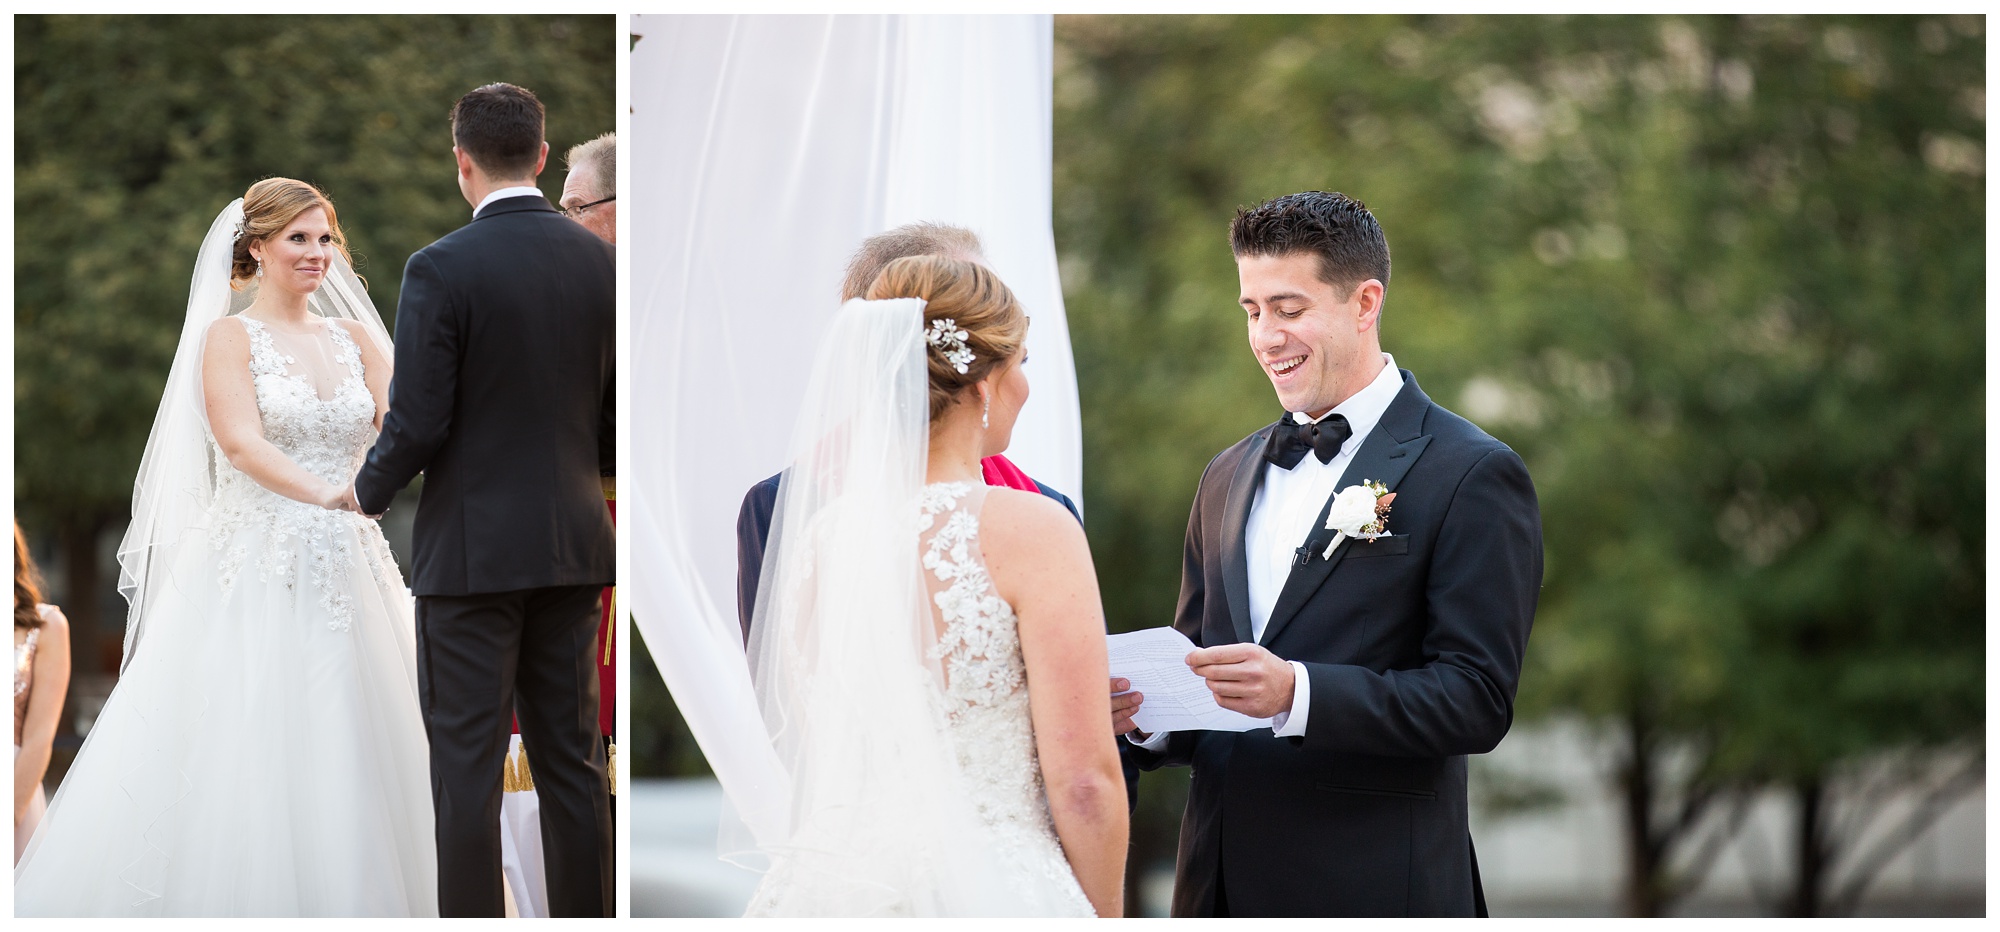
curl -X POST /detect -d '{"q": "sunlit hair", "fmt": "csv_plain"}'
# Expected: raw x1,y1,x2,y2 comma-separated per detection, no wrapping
865,255,1028,423
15,522,46,631
565,132,616,200
1230,190,1391,296
840,222,985,302
230,177,352,289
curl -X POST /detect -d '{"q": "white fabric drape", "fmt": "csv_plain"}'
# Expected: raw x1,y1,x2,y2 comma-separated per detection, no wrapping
499,735,548,919
629,13,1080,860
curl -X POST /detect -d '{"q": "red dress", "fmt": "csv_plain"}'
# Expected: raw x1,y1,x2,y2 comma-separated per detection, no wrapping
597,493,615,739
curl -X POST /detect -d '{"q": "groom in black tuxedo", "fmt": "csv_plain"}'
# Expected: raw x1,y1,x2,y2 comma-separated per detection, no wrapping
353,83,615,918
1118,192,1540,916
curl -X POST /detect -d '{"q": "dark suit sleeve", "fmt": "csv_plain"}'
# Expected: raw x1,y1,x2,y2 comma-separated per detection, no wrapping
1033,480,1083,526
600,351,615,478
355,250,460,516
735,475,780,644
1297,447,1541,758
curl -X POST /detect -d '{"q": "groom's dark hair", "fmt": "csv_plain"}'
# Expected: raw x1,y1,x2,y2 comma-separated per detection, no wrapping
1230,191,1390,297
452,83,545,180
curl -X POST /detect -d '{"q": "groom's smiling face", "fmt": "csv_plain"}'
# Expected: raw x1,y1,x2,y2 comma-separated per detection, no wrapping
1238,251,1384,418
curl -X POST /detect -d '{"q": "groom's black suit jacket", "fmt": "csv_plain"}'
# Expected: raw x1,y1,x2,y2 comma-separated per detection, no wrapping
355,194,615,596
1131,370,1541,917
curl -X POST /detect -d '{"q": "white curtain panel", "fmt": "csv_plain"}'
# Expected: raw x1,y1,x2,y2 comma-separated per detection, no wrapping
499,735,547,919
629,13,1080,852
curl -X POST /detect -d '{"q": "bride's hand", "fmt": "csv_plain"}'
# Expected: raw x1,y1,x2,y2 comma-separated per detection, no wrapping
318,483,356,513
1110,678,1145,736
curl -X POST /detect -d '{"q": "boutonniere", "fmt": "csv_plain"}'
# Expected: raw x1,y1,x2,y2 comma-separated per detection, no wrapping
1321,480,1397,559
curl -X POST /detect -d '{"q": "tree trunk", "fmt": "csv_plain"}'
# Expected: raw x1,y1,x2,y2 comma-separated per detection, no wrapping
1618,709,1666,917
1787,777,1827,917
58,515,108,675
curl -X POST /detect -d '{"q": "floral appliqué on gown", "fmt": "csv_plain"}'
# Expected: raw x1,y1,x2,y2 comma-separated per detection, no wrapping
13,317,436,917
918,482,1093,916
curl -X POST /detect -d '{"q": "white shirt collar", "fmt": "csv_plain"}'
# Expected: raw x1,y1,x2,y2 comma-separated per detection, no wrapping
1290,352,1403,452
474,185,545,218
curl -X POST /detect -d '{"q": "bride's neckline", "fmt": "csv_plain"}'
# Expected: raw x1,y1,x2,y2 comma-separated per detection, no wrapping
239,314,331,338
924,464,982,487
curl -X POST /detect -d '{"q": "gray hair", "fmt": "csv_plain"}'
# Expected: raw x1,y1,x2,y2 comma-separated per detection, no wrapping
839,222,984,301
564,132,616,200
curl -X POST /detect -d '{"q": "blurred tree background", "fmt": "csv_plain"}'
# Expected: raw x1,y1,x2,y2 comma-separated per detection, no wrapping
1049,13,1982,917
14,14,615,678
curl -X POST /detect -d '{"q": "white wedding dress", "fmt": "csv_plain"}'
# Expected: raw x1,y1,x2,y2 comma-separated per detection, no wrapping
745,481,1092,917
730,298,1091,917
12,316,437,916
912,481,1092,915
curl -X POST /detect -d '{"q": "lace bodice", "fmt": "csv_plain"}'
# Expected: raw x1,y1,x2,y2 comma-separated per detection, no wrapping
222,318,377,487
15,624,39,747
918,482,1092,914
205,317,396,634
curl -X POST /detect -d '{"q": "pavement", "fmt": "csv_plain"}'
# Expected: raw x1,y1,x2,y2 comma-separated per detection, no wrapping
630,778,761,918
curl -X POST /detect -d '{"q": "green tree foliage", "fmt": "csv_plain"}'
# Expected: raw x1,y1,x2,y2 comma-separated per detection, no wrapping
15,14,614,668
1053,14,1981,915
631,623,715,780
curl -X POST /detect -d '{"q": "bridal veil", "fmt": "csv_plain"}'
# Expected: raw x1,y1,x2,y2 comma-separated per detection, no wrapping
116,198,391,668
730,297,1019,915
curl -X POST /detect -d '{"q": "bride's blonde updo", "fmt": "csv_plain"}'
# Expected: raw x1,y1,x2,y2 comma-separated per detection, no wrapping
865,255,1028,424
229,177,352,290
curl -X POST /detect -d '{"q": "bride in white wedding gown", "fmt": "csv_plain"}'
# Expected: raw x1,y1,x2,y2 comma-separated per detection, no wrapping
736,255,1127,917
13,179,436,917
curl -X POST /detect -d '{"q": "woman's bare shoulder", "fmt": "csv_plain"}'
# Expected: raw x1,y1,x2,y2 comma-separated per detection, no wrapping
981,486,1078,535
979,486,1088,569
204,315,251,342
34,603,69,632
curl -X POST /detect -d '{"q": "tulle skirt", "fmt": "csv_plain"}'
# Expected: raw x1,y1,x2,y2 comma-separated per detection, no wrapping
12,508,436,917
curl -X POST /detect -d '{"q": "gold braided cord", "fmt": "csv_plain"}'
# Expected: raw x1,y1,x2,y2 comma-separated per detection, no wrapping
601,589,616,666
501,742,616,796
502,742,536,794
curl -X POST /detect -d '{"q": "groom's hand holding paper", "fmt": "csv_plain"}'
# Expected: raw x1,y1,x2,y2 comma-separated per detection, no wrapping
1186,642,1297,719
1107,628,1270,733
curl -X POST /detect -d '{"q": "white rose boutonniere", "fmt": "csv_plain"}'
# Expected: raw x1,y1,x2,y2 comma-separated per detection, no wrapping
1321,480,1397,559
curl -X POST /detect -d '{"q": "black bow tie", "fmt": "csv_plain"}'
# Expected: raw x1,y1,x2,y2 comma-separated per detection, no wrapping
1264,413,1351,470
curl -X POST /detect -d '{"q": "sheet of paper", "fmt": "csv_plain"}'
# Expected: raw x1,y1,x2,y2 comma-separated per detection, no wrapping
1108,627,1272,733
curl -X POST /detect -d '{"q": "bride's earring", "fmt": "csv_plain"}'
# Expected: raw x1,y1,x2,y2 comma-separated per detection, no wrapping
981,393,990,429
255,258,263,280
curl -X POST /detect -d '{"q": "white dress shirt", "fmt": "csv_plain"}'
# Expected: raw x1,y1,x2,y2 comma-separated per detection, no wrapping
1135,353,1403,748
475,185,545,218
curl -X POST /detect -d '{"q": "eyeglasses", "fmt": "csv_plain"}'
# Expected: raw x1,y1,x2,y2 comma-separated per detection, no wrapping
560,195,615,218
